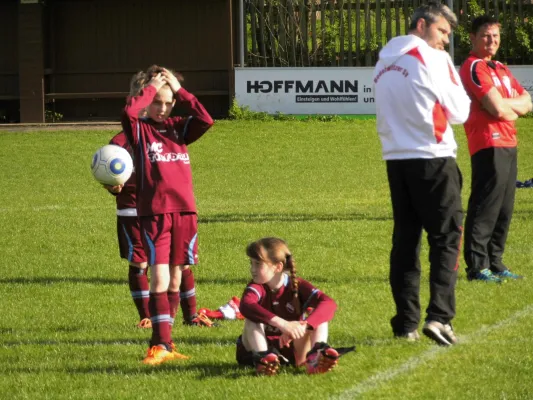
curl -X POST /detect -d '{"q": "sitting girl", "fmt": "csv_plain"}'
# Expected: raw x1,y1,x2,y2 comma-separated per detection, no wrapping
236,237,345,375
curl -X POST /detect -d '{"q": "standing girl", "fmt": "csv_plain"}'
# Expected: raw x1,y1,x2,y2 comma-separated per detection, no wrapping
121,65,214,365
236,237,342,375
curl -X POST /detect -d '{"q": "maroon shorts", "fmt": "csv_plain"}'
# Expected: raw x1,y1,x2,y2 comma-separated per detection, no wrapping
140,212,199,266
235,335,295,366
117,216,147,264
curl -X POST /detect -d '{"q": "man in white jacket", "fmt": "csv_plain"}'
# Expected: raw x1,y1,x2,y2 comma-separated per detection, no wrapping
373,2,471,346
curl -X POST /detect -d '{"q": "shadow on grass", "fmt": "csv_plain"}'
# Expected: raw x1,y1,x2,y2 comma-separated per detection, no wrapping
0,275,389,286
2,335,238,348
303,275,389,284
0,277,126,285
59,362,307,378
0,276,248,286
199,212,392,225
65,362,254,378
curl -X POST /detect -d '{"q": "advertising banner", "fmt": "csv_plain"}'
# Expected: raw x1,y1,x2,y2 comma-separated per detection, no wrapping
235,66,533,115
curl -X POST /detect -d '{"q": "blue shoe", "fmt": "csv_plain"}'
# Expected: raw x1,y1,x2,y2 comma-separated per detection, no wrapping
493,270,523,280
468,268,503,283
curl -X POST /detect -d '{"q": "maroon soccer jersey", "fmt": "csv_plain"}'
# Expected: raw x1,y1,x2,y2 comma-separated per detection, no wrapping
121,85,214,216
109,132,136,210
240,274,337,333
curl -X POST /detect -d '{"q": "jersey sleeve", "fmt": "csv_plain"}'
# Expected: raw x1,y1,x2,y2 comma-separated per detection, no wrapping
239,283,276,324
460,59,494,102
297,278,337,329
121,85,158,147
431,52,471,124
169,88,214,145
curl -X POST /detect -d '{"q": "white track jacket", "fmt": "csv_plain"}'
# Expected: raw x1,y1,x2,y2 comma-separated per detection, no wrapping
373,35,471,160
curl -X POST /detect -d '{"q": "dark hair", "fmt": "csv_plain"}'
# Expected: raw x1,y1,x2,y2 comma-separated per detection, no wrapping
409,1,458,31
129,71,147,97
470,15,500,34
145,64,184,83
246,237,301,316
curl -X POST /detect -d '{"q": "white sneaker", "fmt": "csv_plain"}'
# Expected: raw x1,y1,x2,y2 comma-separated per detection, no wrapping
423,321,457,346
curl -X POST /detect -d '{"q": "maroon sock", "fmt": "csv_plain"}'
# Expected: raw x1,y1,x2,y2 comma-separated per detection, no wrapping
128,266,150,320
168,291,180,326
148,291,171,348
180,268,197,322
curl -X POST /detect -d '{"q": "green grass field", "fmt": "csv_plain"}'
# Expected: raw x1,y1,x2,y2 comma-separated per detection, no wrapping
1,119,533,399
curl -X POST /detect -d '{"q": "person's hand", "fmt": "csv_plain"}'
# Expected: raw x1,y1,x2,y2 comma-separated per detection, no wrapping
103,184,123,194
279,332,292,348
147,72,166,91
511,88,519,98
161,69,182,93
280,320,307,341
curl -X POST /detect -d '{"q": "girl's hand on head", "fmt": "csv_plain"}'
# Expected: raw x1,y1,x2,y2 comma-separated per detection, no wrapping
148,73,165,91
161,69,182,93
103,184,124,194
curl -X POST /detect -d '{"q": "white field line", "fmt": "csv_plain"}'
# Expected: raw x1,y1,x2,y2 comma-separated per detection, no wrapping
334,304,533,399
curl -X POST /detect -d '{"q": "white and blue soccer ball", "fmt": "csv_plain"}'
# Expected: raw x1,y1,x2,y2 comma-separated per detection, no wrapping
91,144,133,186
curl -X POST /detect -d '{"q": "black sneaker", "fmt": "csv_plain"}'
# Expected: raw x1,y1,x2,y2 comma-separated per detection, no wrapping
493,270,523,280
468,268,503,283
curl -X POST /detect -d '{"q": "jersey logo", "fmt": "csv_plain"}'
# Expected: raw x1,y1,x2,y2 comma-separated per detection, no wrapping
492,132,501,140
286,303,295,313
146,141,190,164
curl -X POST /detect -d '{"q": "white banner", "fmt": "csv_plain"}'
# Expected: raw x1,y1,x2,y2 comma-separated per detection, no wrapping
235,67,376,115
235,66,533,115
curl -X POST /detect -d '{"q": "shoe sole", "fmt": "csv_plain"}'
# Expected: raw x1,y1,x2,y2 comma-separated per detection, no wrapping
256,362,280,376
171,351,191,360
422,326,453,346
142,354,174,365
307,349,339,374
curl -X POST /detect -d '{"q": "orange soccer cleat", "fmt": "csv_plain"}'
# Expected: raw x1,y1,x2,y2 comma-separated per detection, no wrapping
169,342,191,360
136,318,152,329
142,345,175,366
184,312,218,327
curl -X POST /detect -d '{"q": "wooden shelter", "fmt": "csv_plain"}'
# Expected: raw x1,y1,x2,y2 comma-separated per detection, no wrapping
1,0,239,123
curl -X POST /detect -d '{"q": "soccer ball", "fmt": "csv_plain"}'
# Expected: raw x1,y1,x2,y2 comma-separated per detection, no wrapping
91,144,133,186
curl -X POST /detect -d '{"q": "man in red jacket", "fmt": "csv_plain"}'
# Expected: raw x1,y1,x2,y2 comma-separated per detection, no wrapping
459,15,532,283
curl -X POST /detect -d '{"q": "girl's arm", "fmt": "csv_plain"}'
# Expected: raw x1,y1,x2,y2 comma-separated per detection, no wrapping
171,88,214,145
121,74,165,145
298,279,337,329
161,68,214,145
121,85,158,146
240,285,277,325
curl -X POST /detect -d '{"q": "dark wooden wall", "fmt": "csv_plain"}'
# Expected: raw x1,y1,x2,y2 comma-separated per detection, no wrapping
1,0,234,123
0,0,19,123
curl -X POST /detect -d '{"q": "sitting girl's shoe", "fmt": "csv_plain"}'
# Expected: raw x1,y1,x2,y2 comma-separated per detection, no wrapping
254,352,280,376
305,342,339,374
